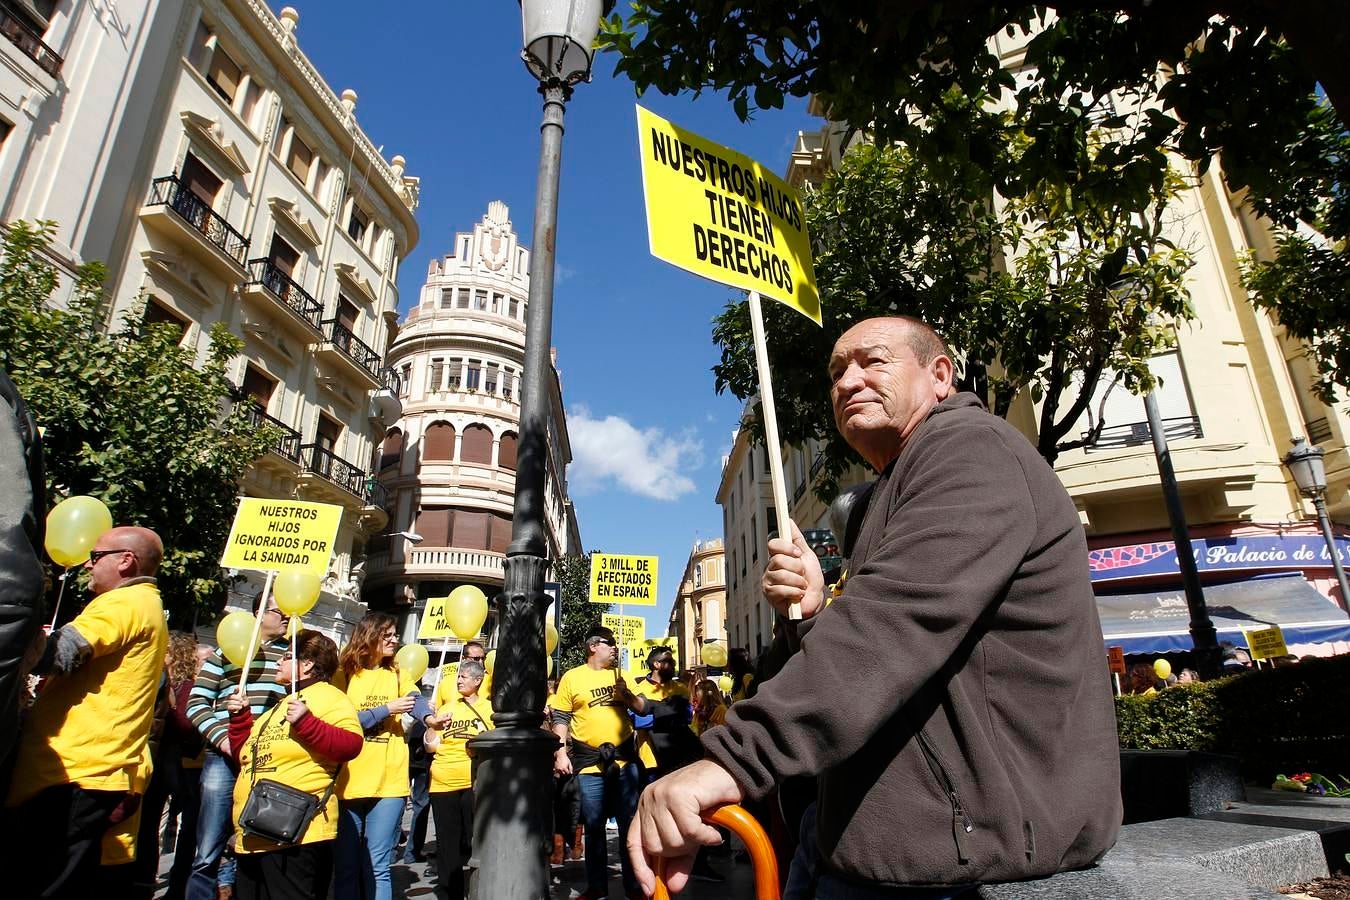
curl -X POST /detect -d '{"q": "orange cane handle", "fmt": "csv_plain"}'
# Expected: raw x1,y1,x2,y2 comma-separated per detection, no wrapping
652,804,780,900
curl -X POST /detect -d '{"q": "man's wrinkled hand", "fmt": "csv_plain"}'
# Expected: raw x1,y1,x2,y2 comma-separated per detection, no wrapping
762,519,826,619
627,760,743,896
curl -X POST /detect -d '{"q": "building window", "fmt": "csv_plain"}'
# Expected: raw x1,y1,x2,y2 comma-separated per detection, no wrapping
508,296,520,318
740,534,747,576
0,119,13,150
447,358,462,391
498,432,518,471
347,203,369,243
179,153,222,206
766,506,777,540
416,506,452,547
286,132,313,185
241,365,276,410
489,513,511,553
455,508,489,549
423,422,455,461
461,424,492,465
205,44,242,106
693,564,702,588
315,413,342,455
272,115,290,156
398,363,411,398
751,514,757,561
440,287,455,309
380,428,403,470
502,369,516,402
485,363,499,395
428,359,444,392
473,289,488,311
239,79,264,129
268,234,299,277
464,360,482,391
456,289,470,309
336,297,359,334
143,298,188,342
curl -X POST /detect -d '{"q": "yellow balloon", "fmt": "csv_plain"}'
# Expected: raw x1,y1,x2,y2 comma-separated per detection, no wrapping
485,649,496,673
44,495,113,567
547,656,554,677
446,585,489,641
395,643,429,683
274,570,322,617
702,641,728,668
717,674,733,694
1153,658,1172,680
545,621,559,655
217,610,259,667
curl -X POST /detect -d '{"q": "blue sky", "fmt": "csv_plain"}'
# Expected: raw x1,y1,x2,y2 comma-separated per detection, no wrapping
282,2,820,634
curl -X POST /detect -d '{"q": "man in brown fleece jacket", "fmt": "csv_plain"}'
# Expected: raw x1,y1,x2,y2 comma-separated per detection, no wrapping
629,317,1121,898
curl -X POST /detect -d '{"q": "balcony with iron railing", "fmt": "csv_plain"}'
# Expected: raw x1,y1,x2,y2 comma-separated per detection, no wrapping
244,403,301,463
1083,416,1205,452
301,444,384,506
316,318,381,387
142,176,250,275
245,259,323,332
0,6,61,77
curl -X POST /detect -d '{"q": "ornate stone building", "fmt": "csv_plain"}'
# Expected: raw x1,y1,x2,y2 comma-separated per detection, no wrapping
665,539,726,671
364,202,582,641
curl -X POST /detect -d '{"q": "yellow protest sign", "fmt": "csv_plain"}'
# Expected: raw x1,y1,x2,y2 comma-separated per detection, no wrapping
219,498,342,577
637,106,820,323
418,596,455,640
625,638,679,678
1245,625,1288,660
590,553,659,606
602,614,646,648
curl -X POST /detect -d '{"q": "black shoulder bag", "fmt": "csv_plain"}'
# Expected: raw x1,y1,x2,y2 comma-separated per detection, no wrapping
238,703,341,846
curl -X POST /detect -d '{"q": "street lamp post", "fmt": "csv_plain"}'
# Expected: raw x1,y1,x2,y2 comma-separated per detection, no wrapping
1283,437,1350,604
466,3,611,897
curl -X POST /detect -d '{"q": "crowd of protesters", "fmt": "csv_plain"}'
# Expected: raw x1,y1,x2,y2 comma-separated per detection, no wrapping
0,516,746,900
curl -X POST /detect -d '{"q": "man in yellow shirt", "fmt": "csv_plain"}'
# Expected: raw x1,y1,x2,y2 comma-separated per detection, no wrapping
6,525,169,898
551,626,648,900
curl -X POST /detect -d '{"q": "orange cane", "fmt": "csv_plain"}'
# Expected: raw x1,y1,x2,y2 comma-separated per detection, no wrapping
652,804,780,900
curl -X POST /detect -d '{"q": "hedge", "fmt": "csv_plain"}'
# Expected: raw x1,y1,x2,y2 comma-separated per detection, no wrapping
1115,654,1350,781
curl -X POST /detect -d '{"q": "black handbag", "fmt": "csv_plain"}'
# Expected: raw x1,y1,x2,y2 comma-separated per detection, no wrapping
238,705,341,846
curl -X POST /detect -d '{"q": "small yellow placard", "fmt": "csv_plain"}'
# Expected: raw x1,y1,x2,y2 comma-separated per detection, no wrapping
219,498,342,577
418,596,455,641
625,638,679,678
1245,624,1288,660
637,105,820,323
590,553,659,606
602,613,646,648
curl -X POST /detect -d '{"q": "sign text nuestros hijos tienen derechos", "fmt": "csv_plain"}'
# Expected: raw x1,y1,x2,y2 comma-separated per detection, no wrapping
637,106,820,324
219,498,342,578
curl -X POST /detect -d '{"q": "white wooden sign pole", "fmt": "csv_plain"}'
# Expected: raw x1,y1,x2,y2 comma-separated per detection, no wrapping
239,569,276,694
748,291,801,620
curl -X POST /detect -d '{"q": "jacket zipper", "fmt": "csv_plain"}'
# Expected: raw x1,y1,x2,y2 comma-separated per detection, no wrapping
915,728,974,864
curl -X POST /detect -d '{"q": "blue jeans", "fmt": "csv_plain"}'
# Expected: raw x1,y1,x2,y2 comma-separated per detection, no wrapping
784,802,819,900
817,873,977,899
336,796,406,900
403,770,431,862
186,750,237,900
577,763,641,894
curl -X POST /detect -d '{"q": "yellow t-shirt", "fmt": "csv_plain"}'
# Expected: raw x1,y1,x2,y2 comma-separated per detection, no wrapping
553,664,632,774
430,679,493,793
335,666,416,799
692,704,727,736
232,681,360,853
632,677,691,769
7,580,169,806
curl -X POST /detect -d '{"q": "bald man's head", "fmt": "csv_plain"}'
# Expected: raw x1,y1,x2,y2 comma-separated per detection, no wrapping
103,526,163,575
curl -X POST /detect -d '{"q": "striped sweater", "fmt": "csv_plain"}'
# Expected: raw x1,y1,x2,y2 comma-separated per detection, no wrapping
187,639,288,748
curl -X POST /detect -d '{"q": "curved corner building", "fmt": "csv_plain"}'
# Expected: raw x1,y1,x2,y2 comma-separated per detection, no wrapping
364,202,582,646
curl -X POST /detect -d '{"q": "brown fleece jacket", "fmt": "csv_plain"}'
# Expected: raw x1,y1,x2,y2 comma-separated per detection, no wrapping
704,393,1121,887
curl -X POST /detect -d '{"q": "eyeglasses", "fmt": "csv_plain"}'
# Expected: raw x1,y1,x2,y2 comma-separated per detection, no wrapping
592,639,615,647
88,548,136,564
263,607,287,618
465,655,486,662
280,652,294,662
381,632,398,641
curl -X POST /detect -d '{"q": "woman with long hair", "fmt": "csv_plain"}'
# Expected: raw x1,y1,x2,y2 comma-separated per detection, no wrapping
333,613,431,900
692,678,728,736
226,629,361,900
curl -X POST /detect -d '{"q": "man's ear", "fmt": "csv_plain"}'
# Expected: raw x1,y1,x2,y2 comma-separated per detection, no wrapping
932,355,956,396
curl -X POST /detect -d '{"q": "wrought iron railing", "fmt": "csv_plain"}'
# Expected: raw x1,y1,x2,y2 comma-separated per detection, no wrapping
0,6,61,76
1084,416,1204,452
247,259,322,330
244,403,301,462
319,318,381,380
302,444,383,505
148,176,249,266
1307,417,1334,445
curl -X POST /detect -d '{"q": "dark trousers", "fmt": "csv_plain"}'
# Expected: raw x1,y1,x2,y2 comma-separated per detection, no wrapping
130,755,180,899
9,783,124,899
430,788,473,900
233,841,334,900
165,766,203,900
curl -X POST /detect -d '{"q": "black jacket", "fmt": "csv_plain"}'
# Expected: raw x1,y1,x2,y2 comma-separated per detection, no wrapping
0,369,45,792
704,393,1121,886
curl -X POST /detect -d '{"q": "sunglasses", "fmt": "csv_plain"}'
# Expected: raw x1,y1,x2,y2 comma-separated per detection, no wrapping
592,639,616,647
88,548,136,563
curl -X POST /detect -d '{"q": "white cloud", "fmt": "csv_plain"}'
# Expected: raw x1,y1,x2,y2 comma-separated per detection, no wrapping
569,406,703,501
